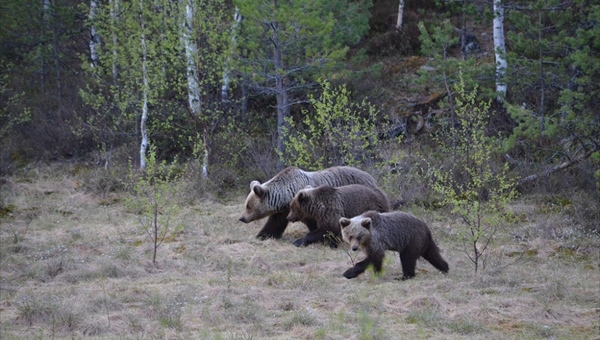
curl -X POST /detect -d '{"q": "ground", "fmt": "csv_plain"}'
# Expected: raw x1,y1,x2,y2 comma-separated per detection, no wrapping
0,164,598,339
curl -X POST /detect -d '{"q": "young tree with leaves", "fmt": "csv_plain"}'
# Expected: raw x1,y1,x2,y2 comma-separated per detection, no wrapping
430,71,518,273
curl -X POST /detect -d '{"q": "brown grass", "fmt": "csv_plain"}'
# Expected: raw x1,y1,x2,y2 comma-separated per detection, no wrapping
1,164,599,339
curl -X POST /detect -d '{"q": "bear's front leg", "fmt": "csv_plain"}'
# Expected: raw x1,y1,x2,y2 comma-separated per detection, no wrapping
343,258,371,279
293,229,326,247
256,211,289,240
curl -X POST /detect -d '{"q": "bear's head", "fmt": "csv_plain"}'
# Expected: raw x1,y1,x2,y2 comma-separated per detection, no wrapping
287,186,314,222
339,216,372,252
239,181,272,223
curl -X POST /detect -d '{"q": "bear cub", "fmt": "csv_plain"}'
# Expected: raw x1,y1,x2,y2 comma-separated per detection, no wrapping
340,211,449,280
287,184,389,247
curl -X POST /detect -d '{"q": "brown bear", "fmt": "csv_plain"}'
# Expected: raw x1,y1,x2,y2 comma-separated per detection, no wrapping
239,166,383,241
287,184,390,247
339,211,449,280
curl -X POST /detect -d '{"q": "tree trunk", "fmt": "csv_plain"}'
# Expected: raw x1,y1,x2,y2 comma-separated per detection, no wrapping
221,7,242,105
181,0,208,178
493,0,507,101
270,22,289,170
182,0,201,116
109,0,119,85
139,0,149,170
89,0,99,68
275,73,289,171
538,11,545,134
396,0,404,30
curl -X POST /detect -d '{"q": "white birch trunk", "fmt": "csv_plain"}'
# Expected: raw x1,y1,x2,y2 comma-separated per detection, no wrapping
396,0,405,30
140,0,149,170
493,0,507,101
89,0,99,68
181,0,208,178
109,0,119,85
182,0,201,116
221,7,242,104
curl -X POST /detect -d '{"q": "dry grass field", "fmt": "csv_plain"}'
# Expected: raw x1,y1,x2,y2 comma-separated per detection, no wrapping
1,164,599,339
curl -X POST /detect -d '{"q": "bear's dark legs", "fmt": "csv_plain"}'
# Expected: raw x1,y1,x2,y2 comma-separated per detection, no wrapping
422,245,449,273
294,229,340,248
343,258,372,279
399,252,417,280
304,218,318,232
256,211,289,240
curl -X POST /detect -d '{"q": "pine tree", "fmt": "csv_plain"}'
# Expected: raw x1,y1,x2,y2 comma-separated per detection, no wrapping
234,0,371,169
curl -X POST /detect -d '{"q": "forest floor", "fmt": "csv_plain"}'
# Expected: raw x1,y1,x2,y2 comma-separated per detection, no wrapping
0,163,599,339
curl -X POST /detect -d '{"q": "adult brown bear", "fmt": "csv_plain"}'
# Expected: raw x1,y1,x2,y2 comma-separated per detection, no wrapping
239,166,385,241
340,211,449,280
287,184,389,247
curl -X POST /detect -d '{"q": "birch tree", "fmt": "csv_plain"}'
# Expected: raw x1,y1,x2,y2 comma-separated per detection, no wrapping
221,7,242,106
139,0,150,170
180,0,205,176
493,0,507,101
396,0,405,30
88,0,99,68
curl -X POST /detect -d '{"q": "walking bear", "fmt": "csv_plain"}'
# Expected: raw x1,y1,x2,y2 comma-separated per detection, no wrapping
339,211,449,280
287,184,390,247
239,166,383,241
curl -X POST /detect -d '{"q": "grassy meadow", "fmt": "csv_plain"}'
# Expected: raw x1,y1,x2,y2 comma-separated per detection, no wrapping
0,163,598,339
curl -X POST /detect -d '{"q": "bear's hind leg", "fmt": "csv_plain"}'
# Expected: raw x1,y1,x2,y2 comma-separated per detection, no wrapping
399,252,417,280
257,211,289,240
422,244,449,273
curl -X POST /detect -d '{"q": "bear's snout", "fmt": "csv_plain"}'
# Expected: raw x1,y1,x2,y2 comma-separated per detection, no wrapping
351,245,359,251
239,216,247,223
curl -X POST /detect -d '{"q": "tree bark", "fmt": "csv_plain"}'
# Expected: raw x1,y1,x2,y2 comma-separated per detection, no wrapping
493,0,507,101
89,0,99,68
396,0,404,30
139,0,149,170
222,7,242,105
270,22,289,170
181,0,208,177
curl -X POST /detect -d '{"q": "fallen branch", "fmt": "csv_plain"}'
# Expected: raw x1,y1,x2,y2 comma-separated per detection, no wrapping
512,147,598,186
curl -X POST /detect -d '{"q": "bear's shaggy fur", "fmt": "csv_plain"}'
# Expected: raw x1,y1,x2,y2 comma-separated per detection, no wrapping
287,184,390,247
239,166,382,240
340,211,449,280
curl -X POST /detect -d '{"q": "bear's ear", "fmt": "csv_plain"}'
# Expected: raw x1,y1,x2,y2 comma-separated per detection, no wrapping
249,180,261,191
339,217,351,228
297,191,307,202
360,218,372,230
252,182,267,199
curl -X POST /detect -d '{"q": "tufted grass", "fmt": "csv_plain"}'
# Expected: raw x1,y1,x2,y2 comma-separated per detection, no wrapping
0,163,598,339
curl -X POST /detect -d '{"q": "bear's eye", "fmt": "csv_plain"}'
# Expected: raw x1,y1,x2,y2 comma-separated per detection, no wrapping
356,236,361,241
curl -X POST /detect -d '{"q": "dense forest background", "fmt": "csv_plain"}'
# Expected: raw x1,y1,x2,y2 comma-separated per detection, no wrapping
1,0,598,229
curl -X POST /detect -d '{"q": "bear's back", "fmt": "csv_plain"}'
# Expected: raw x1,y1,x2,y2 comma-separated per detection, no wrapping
336,185,390,213
309,166,378,189
368,211,431,251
